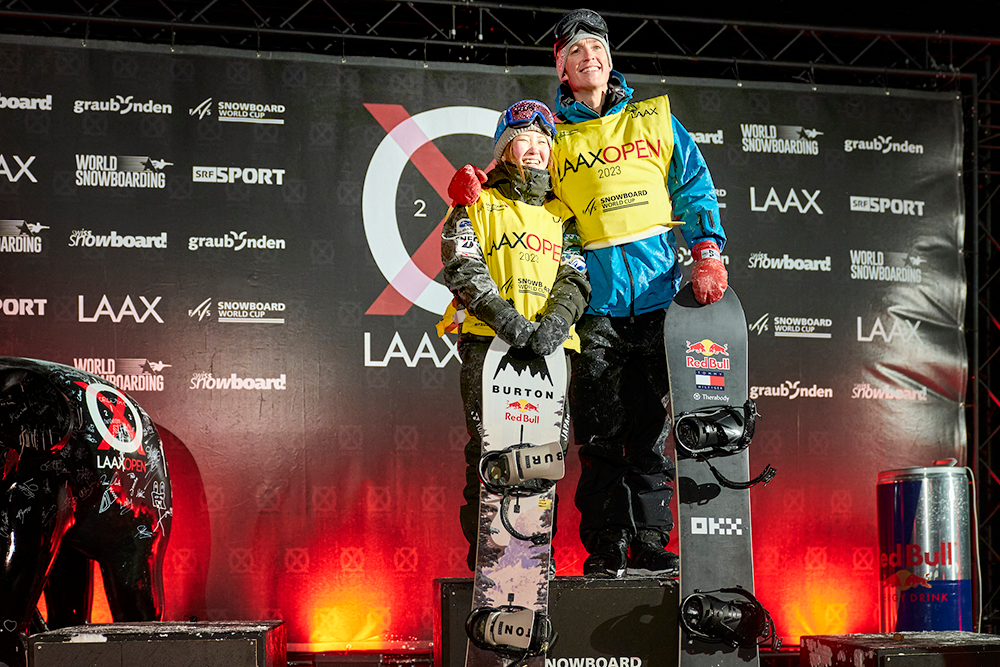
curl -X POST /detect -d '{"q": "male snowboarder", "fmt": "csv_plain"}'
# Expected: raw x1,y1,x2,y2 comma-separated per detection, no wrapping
450,8,728,578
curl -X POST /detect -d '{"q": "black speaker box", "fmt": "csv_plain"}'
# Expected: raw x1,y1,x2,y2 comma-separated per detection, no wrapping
434,577,679,667
29,620,285,667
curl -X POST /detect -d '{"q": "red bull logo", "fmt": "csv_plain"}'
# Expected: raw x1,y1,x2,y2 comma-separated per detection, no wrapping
883,569,932,592
685,339,731,370
883,569,952,604
685,339,729,356
505,399,540,423
880,543,960,603
881,541,955,570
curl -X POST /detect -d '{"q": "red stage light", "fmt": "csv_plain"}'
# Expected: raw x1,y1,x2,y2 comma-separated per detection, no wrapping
756,559,878,644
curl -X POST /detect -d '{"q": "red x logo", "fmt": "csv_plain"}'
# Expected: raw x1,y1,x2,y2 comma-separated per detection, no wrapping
805,546,828,572
852,547,875,571
75,381,145,454
170,548,198,574
341,547,364,572
824,603,847,625
393,547,419,572
363,104,495,316
784,489,804,513
421,487,446,512
312,486,337,512
228,548,254,574
368,486,391,512
830,490,853,514
285,548,310,574
757,545,780,570
364,104,452,316
394,425,419,451
203,486,225,513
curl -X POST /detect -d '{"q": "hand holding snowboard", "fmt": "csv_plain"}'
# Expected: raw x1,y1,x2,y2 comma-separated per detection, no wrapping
690,240,728,305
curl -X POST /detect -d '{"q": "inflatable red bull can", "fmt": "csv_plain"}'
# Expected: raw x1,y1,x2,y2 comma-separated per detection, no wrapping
877,465,973,631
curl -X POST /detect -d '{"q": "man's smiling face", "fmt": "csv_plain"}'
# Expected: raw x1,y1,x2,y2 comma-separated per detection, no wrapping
562,37,611,93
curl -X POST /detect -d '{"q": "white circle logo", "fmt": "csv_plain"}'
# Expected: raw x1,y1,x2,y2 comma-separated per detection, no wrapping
362,106,499,315
83,382,143,453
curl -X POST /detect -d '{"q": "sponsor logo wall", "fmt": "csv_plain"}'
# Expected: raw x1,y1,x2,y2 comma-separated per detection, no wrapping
0,37,966,648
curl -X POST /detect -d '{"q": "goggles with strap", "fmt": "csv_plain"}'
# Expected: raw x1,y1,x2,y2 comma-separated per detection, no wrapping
494,99,557,144
553,9,609,54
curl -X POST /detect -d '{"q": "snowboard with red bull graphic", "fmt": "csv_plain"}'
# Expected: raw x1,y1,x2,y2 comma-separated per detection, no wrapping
664,285,761,667
466,338,568,667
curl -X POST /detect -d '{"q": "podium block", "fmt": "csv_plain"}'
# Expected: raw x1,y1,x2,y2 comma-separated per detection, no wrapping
29,621,285,667
434,577,679,667
800,632,1000,667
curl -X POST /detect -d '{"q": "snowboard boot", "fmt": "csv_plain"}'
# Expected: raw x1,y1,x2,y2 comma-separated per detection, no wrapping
582,528,630,578
627,529,679,577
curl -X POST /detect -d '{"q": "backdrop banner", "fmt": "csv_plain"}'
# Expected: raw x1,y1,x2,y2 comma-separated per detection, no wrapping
0,36,966,647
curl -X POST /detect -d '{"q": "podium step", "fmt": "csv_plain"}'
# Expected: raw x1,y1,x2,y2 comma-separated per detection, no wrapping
434,577,679,667
801,632,1000,667
29,621,285,667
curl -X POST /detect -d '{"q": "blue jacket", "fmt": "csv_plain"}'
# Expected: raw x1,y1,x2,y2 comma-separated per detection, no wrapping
554,71,726,317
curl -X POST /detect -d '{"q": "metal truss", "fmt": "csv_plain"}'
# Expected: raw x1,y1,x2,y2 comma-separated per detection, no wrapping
3,0,1000,633
0,2,991,84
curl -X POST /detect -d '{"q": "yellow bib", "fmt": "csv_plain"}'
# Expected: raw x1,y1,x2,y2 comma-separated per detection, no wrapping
442,188,579,350
552,95,678,249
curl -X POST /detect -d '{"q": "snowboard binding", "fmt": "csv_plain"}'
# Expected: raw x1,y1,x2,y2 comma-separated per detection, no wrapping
674,400,776,489
679,586,781,652
466,604,555,661
675,399,759,456
479,441,565,495
479,441,564,545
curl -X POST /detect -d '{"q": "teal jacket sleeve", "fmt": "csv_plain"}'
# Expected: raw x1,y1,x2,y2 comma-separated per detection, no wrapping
668,115,726,251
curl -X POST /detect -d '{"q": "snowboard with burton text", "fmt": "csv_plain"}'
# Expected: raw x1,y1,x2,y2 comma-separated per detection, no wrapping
465,338,567,667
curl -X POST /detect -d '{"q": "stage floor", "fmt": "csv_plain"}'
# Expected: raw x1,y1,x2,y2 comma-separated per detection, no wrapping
288,649,800,667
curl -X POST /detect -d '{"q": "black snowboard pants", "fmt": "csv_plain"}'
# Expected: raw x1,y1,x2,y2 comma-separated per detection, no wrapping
457,336,571,570
570,311,675,553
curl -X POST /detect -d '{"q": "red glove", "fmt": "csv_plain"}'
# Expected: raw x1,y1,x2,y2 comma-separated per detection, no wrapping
448,164,487,206
690,240,728,305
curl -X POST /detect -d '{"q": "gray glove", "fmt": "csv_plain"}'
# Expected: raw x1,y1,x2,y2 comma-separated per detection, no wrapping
529,313,569,356
472,294,537,348
492,307,536,348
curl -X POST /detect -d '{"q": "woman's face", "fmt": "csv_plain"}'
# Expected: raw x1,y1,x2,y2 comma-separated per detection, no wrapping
508,130,550,169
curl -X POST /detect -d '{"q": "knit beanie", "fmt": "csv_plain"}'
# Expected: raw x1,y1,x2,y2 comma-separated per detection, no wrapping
555,29,613,81
493,119,553,163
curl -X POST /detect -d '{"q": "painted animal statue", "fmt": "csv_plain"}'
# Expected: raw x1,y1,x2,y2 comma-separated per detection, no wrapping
0,357,172,667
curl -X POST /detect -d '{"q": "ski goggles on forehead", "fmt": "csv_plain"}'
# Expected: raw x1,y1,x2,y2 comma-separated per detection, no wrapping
554,11,609,51
503,100,557,138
